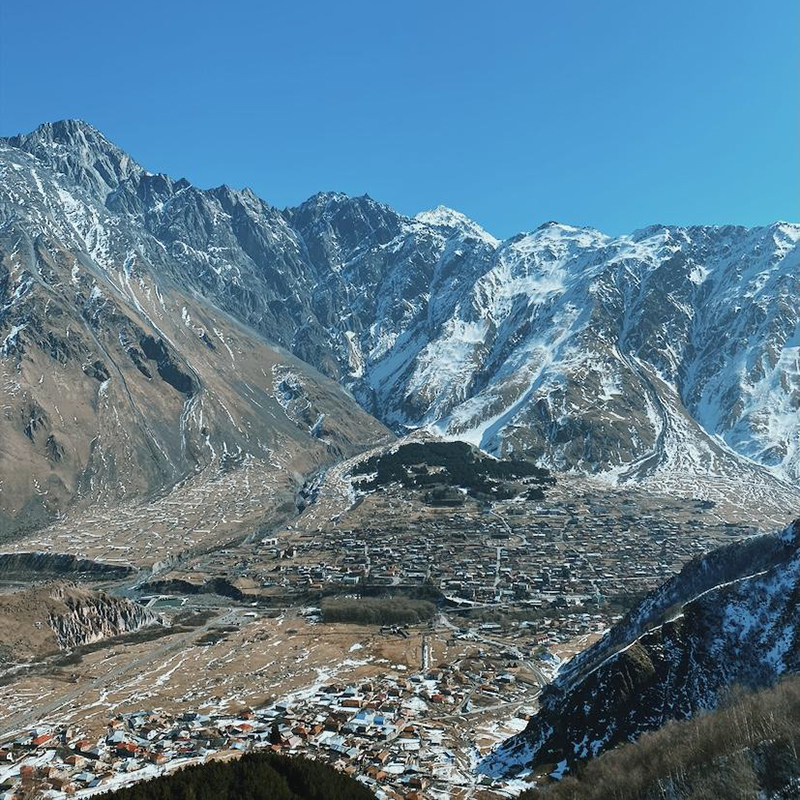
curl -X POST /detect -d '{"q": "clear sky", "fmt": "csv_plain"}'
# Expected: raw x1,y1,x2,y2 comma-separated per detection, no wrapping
1,0,797,238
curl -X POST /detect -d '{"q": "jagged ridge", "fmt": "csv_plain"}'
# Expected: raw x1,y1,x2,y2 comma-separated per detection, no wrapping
1,120,798,532
0,121,391,534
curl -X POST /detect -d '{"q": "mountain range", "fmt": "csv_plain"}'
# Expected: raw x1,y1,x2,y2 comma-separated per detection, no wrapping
1,119,798,535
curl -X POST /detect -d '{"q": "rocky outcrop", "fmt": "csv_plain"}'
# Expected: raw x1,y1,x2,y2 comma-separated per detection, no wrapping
482,519,800,778
47,583,163,650
0,582,165,664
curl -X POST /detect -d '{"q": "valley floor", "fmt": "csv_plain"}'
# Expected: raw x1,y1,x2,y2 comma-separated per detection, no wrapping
0,444,798,799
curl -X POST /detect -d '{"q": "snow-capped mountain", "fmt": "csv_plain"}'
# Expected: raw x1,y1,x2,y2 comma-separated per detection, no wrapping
1,120,798,532
0,121,389,536
481,518,800,778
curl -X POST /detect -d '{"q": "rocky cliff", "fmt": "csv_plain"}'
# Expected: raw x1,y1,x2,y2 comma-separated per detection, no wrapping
46,582,162,651
0,582,163,664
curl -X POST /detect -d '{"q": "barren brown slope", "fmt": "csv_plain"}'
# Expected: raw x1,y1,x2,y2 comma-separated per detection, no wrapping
0,138,391,540
0,582,161,665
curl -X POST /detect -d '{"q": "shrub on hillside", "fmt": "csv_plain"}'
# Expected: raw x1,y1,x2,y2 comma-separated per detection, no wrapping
321,597,435,625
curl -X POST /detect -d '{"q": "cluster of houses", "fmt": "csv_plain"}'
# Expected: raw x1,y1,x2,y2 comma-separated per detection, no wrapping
0,646,539,799
219,489,749,627
0,473,758,799
131,464,758,672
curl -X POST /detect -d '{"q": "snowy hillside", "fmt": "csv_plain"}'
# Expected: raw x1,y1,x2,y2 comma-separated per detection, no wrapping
0,122,389,535
480,518,800,778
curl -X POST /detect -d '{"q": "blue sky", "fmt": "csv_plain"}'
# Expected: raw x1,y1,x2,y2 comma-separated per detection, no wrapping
1,0,796,238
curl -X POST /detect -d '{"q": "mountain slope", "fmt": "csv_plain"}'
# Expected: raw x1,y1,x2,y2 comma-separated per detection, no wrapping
520,676,800,800
480,518,800,778
0,123,390,536
2,120,798,526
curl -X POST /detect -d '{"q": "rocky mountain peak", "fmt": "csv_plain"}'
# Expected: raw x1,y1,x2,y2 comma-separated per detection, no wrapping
283,191,406,267
5,119,144,201
3,119,142,201
511,221,609,253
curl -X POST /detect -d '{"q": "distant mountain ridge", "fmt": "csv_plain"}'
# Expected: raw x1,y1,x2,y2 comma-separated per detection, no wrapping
1,120,798,532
